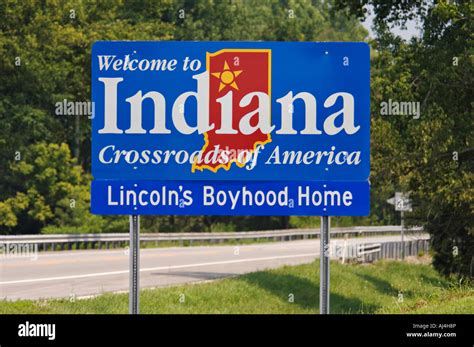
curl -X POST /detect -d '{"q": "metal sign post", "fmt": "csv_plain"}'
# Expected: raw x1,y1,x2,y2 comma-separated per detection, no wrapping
400,211,405,260
129,215,140,314
320,216,330,314
387,192,412,261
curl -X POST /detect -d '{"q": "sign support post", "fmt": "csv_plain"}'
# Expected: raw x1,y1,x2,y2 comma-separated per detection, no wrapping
401,211,405,260
387,193,411,261
129,215,140,314
320,216,330,314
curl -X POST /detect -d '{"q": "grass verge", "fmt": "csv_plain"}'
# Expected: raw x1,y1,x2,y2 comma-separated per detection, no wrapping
1,259,472,314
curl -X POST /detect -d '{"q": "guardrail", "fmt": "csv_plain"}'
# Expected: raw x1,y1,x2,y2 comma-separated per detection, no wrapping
0,225,424,251
334,239,430,263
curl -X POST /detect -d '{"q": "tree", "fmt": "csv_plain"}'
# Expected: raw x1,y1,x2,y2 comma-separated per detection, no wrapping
336,0,473,279
0,143,90,233
0,0,369,234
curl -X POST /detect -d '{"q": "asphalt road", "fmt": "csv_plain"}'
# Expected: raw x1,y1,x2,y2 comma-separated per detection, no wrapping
0,234,428,300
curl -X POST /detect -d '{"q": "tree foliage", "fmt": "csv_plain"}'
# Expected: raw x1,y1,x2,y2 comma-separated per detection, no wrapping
336,0,473,279
0,0,367,235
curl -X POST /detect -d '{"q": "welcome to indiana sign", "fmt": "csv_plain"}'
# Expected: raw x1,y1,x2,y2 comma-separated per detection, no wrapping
90,41,370,216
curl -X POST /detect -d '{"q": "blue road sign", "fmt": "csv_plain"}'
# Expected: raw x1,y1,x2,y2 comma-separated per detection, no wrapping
91,41,370,216
91,180,369,216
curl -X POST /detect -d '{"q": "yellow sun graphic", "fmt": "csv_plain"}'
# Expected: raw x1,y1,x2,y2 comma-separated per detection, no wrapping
211,60,243,92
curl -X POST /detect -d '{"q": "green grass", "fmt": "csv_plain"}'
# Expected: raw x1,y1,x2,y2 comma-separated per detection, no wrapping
1,259,472,314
